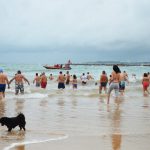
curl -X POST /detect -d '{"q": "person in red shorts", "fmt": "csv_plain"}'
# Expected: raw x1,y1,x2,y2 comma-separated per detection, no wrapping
40,72,47,89
99,71,108,94
142,73,150,95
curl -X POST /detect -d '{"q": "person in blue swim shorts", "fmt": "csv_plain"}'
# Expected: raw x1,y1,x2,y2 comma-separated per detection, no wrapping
0,69,10,99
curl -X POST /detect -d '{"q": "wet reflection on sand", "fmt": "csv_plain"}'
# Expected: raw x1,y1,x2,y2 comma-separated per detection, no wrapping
0,100,5,117
111,99,122,150
15,145,25,150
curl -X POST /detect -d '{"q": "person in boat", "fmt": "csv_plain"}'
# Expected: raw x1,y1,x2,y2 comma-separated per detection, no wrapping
64,64,70,69
9,70,30,95
60,64,63,68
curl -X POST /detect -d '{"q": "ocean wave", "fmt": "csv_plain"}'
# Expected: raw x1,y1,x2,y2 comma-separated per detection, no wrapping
6,93,48,99
3,134,68,150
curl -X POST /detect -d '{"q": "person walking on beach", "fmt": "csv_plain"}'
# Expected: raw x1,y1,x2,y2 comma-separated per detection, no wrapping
40,72,47,89
33,73,41,87
72,74,77,89
57,71,66,89
66,71,70,85
0,69,10,99
99,71,108,94
9,70,30,95
142,73,150,95
107,65,121,104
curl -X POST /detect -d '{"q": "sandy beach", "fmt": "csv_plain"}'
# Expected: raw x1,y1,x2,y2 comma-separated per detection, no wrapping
11,134,150,150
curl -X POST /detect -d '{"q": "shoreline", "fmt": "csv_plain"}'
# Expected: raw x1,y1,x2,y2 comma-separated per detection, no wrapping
10,134,150,150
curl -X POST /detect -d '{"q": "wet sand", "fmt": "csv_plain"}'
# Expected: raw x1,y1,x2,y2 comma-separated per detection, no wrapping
12,134,150,150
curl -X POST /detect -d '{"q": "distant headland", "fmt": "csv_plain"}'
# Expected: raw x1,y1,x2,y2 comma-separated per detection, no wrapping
70,61,150,66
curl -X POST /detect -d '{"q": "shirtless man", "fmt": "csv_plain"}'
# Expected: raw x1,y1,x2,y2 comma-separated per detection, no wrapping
123,71,129,83
57,71,66,89
0,69,10,99
87,72,94,80
66,71,70,85
33,73,41,87
119,71,127,95
9,70,30,95
99,71,108,94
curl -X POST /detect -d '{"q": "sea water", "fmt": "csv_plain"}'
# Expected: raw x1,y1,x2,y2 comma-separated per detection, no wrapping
0,63,150,150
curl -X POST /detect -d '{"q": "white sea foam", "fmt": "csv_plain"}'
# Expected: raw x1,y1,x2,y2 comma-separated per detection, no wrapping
3,134,69,150
6,93,48,99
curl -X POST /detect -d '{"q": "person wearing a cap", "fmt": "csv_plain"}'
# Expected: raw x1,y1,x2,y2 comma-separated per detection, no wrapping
0,69,10,99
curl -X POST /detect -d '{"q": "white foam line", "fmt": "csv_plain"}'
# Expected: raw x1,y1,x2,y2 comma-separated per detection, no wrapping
3,134,69,150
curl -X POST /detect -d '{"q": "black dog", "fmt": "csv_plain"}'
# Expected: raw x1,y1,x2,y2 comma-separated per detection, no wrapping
0,113,26,132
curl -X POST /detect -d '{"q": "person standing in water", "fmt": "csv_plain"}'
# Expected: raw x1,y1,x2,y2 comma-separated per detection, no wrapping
142,73,150,95
49,74,54,80
66,71,70,85
72,74,77,89
99,71,108,94
107,65,121,104
80,73,87,85
87,72,94,80
9,70,30,95
40,72,47,89
33,73,41,87
0,69,10,99
57,71,66,89
119,71,127,96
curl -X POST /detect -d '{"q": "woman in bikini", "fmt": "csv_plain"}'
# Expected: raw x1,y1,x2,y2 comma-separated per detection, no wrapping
107,65,121,104
142,73,150,95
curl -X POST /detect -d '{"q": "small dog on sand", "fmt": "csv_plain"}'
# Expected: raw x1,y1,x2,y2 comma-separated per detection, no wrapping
0,113,26,132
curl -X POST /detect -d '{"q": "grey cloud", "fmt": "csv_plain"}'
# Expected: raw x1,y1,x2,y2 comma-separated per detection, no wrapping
0,0,150,63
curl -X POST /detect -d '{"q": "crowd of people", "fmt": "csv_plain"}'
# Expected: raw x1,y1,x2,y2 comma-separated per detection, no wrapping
0,65,150,104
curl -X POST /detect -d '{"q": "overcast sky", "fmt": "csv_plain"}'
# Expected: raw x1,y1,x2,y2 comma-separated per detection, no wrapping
0,0,150,64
